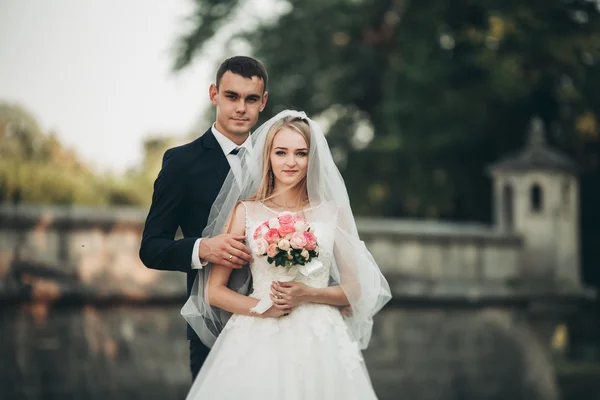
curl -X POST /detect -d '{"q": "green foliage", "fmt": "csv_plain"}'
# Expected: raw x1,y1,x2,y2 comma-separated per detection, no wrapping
0,101,174,207
175,0,600,221
267,248,318,268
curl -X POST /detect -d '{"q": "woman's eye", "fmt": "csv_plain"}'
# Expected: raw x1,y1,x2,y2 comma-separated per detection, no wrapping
297,152,307,157
275,151,286,156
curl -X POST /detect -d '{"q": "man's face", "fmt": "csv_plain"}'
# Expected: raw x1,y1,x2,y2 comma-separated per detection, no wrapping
210,71,268,139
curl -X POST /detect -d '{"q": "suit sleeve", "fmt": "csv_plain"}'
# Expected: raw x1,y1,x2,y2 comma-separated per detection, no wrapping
139,148,197,272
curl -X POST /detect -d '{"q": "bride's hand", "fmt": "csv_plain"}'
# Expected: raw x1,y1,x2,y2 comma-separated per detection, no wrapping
261,304,291,318
270,281,313,308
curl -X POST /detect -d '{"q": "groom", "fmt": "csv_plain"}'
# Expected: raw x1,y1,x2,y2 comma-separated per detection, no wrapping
139,56,269,379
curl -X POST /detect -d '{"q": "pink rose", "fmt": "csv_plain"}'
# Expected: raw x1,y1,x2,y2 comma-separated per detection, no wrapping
264,228,281,244
278,225,295,239
301,249,309,259
278,212,295,226
277,238,291,251
267,243,278,258
253,238,269,256
253,222,269,240
290,232,308,250
304,231,317,251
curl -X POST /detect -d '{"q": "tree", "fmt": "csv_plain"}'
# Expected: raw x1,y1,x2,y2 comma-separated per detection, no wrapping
174,0,600,222
0,101,160,206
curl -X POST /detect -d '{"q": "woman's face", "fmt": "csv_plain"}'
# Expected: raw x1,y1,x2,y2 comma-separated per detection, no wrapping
269,127,309,189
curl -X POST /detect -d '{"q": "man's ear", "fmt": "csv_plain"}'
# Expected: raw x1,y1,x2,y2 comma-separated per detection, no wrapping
260,91,269,112
209,84,218,105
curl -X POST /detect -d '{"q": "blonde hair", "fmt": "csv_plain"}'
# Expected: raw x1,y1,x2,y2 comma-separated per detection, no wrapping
247,116,311,203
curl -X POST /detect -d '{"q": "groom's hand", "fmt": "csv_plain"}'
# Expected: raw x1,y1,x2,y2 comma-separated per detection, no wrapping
199,234,253,269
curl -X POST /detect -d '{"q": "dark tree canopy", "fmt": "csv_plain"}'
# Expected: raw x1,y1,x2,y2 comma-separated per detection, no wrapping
174,0,599,221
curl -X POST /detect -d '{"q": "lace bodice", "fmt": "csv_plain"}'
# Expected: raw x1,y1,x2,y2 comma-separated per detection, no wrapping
241,201,337,298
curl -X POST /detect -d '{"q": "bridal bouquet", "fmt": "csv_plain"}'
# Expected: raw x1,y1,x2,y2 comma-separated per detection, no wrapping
250,212,323,315
252,212,319,268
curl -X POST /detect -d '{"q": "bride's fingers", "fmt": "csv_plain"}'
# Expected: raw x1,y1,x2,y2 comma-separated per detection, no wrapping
270,295,292,308
270,294,292,306
273,286,292,297
271,285,291,298
270,294,283,303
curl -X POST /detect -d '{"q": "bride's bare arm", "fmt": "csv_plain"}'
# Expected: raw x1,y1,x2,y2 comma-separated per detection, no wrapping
207,203,288,318
270,281,350,307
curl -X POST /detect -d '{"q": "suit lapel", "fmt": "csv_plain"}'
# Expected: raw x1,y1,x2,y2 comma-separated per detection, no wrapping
200,128,230,181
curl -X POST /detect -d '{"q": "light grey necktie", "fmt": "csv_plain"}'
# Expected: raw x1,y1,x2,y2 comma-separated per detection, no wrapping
230,147,247,183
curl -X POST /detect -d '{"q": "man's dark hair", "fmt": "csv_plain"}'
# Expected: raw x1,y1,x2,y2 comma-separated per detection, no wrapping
215,56,268,92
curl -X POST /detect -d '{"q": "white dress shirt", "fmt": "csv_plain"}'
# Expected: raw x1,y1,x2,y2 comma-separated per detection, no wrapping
191,124,252,269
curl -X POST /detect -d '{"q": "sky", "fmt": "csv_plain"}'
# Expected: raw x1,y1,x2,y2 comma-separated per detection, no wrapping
0,0,232,173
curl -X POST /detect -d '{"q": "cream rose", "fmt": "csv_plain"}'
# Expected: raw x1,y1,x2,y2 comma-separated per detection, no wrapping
293,219,309,232
268,217,281,229
277,238,291,251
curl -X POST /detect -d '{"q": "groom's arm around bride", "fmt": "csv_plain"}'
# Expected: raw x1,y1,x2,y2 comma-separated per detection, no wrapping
139,55,269,273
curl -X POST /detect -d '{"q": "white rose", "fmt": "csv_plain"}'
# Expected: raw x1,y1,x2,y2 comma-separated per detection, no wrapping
278,238,291,251
268,217,280,229
253,238,269,256
293,219,309,232
301,249,309,259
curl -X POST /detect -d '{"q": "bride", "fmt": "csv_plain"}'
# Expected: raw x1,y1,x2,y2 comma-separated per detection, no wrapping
181,110,392,399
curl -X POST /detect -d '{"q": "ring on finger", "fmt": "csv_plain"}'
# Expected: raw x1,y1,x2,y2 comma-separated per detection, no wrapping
228,254,233,261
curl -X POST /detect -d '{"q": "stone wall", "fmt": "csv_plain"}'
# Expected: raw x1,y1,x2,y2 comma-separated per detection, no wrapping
0,205,525,301
357,218,523,282
0,305,190,400
0,205,586,399
0,303,561,400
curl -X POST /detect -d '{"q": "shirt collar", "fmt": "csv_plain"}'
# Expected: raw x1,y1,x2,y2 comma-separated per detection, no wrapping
211,123,253,155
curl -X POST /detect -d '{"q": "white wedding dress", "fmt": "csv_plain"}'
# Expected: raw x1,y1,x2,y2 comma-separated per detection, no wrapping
186,201,378,400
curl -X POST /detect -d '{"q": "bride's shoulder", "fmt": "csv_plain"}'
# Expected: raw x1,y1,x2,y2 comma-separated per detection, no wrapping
238,200,264,217
239,200,260,209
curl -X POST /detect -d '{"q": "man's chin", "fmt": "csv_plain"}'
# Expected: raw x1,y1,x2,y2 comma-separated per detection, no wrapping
228,124,253,135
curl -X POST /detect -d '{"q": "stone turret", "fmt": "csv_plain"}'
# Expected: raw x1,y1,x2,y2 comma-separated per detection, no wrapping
488,116,580,285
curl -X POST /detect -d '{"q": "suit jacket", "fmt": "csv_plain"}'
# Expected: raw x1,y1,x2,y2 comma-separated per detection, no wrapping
139,128,230,339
